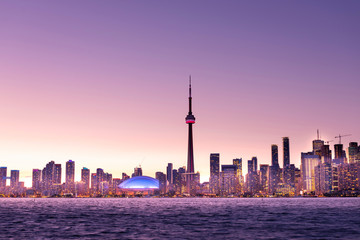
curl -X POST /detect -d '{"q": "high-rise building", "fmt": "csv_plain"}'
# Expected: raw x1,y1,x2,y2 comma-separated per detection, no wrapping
81,167,90,190
54,164,62,184
321,144,332,164
155,172,167,194
66,160,75,192
283,137,290,168
32,169,42,191
91,173,97,190
334,144,346,164
10,170,20,188
301,152,320,192
0,167,7,189
348,142,359,164
233,158,243,193
271,144,279,166
247,157,259,194
166,163,173,184
132,167,142,177
185,77,196,194
96,168,104,191
220,165,237,196
43,161,55,190
259,164,270,194
210,153,220,194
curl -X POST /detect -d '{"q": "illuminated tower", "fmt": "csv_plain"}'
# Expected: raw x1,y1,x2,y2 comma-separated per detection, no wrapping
185,77,196,194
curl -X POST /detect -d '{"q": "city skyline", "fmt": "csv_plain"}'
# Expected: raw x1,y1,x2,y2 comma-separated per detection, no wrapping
1,1,360,187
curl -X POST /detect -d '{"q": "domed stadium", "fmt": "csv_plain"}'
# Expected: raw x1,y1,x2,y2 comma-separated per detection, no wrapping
119,176,159,191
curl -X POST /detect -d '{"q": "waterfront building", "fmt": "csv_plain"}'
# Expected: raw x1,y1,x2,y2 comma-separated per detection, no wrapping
348,142,359,164
209,153,220,194
132,167,142,177
32,169,42,192
66,160,75,193
233,158,243,193
259,164,270,194
166,163,173,185
155,172,167,194
54,164,62,184
0,167,7,189
334,144,346,164
220,165,237,196
283,137,290,168
270,145,280,194
10,170,20,189
301,152,320,193
81,167,90,191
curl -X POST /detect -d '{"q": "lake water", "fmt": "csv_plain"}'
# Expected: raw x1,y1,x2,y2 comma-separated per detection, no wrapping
0,198,359,239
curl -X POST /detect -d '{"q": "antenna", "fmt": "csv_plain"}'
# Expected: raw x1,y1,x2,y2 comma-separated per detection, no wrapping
317,129,319,140
189,75,192,97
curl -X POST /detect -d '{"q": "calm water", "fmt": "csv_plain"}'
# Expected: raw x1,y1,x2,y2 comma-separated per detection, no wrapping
0,198,359,239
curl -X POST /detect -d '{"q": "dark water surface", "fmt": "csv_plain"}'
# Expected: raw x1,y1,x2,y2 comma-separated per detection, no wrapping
0,198,359,239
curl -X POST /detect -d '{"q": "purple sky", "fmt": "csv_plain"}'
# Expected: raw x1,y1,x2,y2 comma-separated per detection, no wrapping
0,1,359,186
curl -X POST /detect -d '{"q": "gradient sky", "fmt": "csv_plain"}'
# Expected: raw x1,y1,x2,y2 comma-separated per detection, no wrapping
1,1,359,187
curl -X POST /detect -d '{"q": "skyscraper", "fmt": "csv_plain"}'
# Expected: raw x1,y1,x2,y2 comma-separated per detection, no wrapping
81,167,90,190
185,77,196,194
271,144,279,166
66,160,75,192
348,142,359,164
155,172,167,194
10,170,20,188
283,137,290,168
301,152,320,192
166,163,173,185
32,169,42,191
210,153,220,194
54,164,62,184
0,167,7,189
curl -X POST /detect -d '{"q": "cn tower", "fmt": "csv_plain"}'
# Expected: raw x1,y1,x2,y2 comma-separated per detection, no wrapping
185,76,195,194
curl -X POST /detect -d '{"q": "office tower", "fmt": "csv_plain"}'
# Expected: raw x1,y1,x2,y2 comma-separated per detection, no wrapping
315,161,332,195
259,164,270,194
321,144,332,164
132,167,142,177
54,164,62,184
178,167,186,193
348,142,359,164
334,144,345,164
43,161,55,190
247,157,259,194
185,78,196,194
122,173,130,180
220,165,237,196
96,168,104,191
155,172,167,194
210,153,220,194
91,173,97,190
233,158,243,193
283,137,290,168
301,152,320,192
166,163,173,184
10,170,20,188
313,131,324,156
32,169,42,191
0,167,7,189
338,163,360,191
81,167,90,190
66,160,75,192
172,169,180,194
271,145,279,166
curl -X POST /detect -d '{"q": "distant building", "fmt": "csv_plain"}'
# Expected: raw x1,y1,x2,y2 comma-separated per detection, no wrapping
81,167,90,191
0,167,7,189
283,137,290,168
259,164,270,194
220,165,237,196
32,169,42,191
348,142,359,164
66,160,75,192
10,170,20,189
166,163,173,185
54,164,62,184
155,172,167,194
209,153,220,194
132,167,142,177
301,152,320,193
